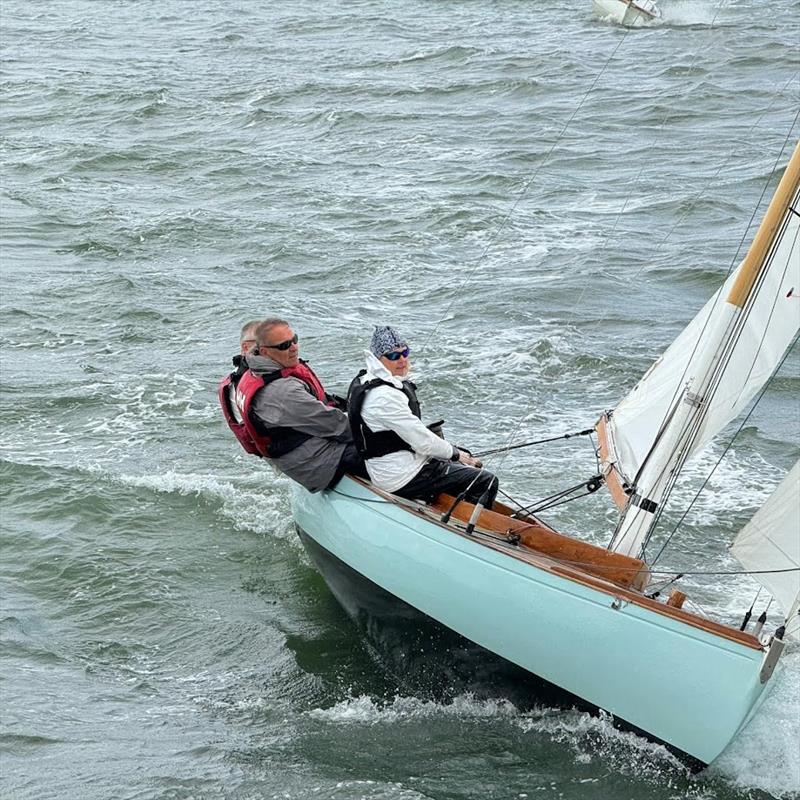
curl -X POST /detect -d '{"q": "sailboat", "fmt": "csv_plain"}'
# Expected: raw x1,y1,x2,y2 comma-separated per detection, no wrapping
592,0,662,27
289,140,800,767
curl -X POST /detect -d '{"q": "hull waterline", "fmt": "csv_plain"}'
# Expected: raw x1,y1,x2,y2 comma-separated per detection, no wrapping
296,525,584,710
298,523,711,768
291,477,774,765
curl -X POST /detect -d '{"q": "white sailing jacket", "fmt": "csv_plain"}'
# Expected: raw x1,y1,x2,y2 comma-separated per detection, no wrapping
357,351,456,492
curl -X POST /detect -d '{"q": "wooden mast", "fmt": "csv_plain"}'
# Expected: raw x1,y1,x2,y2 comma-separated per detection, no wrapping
597,142,800,516
728,141,800,308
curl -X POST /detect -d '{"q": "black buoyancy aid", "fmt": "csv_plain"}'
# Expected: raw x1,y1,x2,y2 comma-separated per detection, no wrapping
347,369,421,459
218,357,330,459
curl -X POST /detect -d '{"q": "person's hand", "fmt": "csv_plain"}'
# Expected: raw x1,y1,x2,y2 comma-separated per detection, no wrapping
458,450,483,468
327,393,348,411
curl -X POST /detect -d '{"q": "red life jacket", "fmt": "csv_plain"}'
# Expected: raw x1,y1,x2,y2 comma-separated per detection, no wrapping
218,360,331,458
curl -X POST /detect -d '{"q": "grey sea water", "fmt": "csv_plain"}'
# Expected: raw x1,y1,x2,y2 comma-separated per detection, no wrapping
1,1,799,798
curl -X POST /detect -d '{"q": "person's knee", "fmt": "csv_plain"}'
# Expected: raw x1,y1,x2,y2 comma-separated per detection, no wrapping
482,473,499,506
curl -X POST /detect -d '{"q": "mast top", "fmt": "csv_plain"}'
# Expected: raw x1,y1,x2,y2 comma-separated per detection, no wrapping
728,141,800,309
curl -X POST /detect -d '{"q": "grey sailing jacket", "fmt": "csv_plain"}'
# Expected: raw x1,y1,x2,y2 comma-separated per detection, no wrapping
245,354,352,492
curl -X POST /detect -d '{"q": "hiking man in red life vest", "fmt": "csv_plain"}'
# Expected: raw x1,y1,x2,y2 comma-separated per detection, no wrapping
219,318,366,492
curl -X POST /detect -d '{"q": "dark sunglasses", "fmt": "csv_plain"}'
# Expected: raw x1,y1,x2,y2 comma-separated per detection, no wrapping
383,347,410,361
264,334,299,351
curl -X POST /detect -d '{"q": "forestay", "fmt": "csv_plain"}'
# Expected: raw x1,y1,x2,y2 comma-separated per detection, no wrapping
731,461,800,641
600,142,800,557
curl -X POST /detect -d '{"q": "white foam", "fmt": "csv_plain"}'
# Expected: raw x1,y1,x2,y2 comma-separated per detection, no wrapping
516,707,686,779
592,5,662,28
310,694,692,781
308,692,518,725
114,469,294,538
667,447,784,526
309,681,799,794
662,1,725,27
304,780,430,800
712,647,800,798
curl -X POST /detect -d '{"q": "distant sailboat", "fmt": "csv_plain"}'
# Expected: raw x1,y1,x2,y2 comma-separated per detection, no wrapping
593,0,662,26
213,137,800,767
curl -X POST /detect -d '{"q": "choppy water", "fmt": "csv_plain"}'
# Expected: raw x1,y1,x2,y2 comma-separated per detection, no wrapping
1,1,799,798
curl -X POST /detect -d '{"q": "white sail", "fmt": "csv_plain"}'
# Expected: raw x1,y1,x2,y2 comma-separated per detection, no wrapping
609,223,800,483
600,143,800,557
731,462,800,641
592,0,661,26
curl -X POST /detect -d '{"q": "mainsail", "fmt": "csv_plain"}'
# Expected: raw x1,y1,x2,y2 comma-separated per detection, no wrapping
598,142,800,558
731,461,800,641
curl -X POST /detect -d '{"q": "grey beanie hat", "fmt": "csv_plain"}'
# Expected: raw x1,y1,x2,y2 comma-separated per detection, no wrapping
370,325,408,357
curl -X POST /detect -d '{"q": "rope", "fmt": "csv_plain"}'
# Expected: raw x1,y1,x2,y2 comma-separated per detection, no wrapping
528,487,600,514
510,475,601,518
474,428,593,458
330,489,395,504
644,573,685,599
497,486,527,509
589,431,601,475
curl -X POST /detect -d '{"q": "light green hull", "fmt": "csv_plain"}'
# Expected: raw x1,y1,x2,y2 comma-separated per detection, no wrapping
292,477,773,765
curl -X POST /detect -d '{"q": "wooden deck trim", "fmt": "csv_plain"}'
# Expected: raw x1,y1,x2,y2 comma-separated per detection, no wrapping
430,495,650,592
343,477,763,652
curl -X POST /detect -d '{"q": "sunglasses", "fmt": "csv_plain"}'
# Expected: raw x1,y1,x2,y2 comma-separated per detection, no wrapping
383,347,410,361
264,334,299,351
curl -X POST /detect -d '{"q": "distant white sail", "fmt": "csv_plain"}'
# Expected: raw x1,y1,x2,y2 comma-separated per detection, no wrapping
731,462,800,641
592,0,661,26
600,144,800,557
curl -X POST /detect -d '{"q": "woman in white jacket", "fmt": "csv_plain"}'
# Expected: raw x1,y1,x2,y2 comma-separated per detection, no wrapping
347,326,498,507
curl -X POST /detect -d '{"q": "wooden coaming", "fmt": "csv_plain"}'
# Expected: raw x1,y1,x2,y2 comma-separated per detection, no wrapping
431,494,650,592
345,477,763,651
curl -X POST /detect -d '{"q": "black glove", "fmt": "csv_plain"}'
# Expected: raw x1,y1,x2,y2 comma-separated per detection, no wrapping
327,393,348,411
427,419,445,438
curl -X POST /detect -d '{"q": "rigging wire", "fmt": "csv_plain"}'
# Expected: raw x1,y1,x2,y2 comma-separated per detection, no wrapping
588,430,601,475
626,115,798,503
610,114,800,554
638,176,800,557
648,332,800,566
439,21,795,487
638,217,795,551
420,29,631,355
592,69,799,293
644,572,685,599
682,595,715,621
474,428,593,458
507,475,602,519
496,486,525,505
573,0,734,295
339,25,798,578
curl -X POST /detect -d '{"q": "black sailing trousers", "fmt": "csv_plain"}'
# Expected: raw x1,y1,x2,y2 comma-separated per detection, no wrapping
395,459,499,508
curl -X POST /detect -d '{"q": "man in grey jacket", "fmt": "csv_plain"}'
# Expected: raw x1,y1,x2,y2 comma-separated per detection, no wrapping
245,318,364,492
